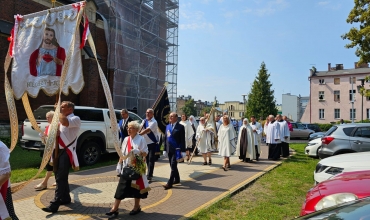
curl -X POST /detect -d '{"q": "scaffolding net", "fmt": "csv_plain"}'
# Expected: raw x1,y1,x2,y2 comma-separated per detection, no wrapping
96,0,179,116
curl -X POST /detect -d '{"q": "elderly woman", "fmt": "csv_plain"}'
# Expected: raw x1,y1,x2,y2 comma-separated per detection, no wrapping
217,115,237,171
0,141,18,220
236,119,255,162
35,111,56,190
180,114,194,161
106,121,150,217
196,117,215,165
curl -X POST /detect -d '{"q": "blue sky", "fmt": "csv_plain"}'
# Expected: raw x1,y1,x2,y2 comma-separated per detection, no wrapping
177,0,358,104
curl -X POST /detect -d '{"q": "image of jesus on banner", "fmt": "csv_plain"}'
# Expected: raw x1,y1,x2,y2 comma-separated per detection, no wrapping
29,27,66,77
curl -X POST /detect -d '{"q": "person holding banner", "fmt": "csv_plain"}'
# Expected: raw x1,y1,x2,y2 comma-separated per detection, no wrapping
218,115,237,171
179,114,194,162
42,101,81,213
106,121,149,217
162,112,185,190
139,108,159,181
118,109,133,145
0,141,18,220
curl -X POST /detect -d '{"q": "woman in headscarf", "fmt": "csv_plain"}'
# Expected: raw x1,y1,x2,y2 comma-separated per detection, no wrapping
179,114,194,161
217,115,237,171
196,117,214,165
106,121,150,217
0,141,18,220
236,118,255,162
188,115,198,156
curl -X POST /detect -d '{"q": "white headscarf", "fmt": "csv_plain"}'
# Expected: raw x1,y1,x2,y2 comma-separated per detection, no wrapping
241,118,251,129
189,115,199,129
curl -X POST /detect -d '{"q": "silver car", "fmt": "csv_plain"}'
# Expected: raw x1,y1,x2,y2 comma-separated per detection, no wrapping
290,122,314,139
318,123,370,159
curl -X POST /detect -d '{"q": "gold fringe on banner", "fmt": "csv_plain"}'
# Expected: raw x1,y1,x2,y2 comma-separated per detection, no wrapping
21,94,42,133
87,34,123,158
4,50,19,153
12,7,84,194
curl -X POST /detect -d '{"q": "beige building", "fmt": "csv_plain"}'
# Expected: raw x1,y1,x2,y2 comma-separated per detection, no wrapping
301,62,370,123
219,101,245,120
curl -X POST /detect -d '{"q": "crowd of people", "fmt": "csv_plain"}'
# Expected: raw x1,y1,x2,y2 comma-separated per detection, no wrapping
0,103,294,218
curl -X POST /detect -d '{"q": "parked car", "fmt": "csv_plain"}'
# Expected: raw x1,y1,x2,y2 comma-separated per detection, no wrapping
290,122,315,139
305,138,321,158
20,105,142,165
297,196,370,219
313,152,370,183
318,123,370,159
302,123,322,132
308,132,325,141
301,170,370,216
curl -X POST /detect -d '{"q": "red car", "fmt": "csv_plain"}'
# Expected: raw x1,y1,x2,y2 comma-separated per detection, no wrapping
300,170,370,216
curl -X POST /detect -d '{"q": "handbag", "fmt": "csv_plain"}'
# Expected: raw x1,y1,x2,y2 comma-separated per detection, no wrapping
119,138,140,180
121,166,140,180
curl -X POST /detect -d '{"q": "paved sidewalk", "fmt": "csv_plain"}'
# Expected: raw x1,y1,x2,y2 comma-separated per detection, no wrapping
12,144,283,219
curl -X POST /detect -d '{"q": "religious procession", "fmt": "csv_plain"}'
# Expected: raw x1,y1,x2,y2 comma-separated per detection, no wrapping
0,1,298,219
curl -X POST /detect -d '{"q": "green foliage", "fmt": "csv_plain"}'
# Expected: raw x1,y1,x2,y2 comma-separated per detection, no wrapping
201,106,212,116
181,98,197,116
246,62,277,119
0,137,11,147
318,123,333,132
342,1,370,64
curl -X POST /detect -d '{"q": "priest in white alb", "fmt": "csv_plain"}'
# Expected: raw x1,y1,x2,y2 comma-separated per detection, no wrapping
266,115,281,160
276,114,290,158
236,118,255,162
250,116,262,161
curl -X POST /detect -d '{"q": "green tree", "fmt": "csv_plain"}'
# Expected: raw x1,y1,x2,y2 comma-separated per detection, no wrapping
201,106,212,116
245,62,277,119
181,98,196,116
342,1,370,64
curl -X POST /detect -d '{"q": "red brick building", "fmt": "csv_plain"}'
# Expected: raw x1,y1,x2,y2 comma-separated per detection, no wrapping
0,0,110,122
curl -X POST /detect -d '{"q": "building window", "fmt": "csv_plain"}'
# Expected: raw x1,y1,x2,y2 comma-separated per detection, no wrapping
319,109,325,119
334,90,340,102
319,91,325,100
319,79,325,84
367,109,370,119
229,105,234,111
350,77,356,84
350,109,356,120
367,90,370,101
349,90,356,101
334,109,340,119
334,78,340,85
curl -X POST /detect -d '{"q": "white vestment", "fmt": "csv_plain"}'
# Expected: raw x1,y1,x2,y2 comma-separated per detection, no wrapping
277,120,290,143
0,141,11,220
266,121,281,144
236,124,255,159
196,123,215,153
180,120,195,148
250,122,262,154
217,124,237,157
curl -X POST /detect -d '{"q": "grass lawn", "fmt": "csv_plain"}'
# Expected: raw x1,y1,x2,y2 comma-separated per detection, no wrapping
190,143,319,220
6,140,120,183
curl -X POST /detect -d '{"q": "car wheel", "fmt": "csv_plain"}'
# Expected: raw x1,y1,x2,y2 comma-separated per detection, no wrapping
79,141,102,166
315,146,321,159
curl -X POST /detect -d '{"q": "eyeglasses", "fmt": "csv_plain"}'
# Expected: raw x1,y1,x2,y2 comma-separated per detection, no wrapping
146,112,153,114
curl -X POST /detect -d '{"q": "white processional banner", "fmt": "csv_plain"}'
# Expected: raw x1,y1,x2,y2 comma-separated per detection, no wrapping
10,4,85,99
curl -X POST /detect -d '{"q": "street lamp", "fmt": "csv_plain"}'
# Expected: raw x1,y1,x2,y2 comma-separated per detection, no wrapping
242,94,247,118
357,78,366,123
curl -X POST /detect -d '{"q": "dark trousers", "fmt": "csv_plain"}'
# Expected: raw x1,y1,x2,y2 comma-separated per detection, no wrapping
268,143,281,160
146,143,157,178
51,150,71,209
5,187,18,220
255,145,260,160
167,150,180,186
281,142,290,157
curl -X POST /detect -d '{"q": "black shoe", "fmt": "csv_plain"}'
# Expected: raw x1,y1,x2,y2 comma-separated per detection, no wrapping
42,206,58,213
163,184,172,190
147,176,153,181
208,160,212,165
105,210,119,217
129,207,141,215
173,180,180,185
202,162,207,165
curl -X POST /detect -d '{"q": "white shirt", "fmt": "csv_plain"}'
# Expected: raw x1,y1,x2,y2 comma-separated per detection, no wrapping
140,117,160,144
121,134,148,168
266,121,281,144
59,113,81,168
277,120,290,142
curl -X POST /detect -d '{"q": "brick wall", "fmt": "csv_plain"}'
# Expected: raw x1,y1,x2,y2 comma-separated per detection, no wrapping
0,0,109,122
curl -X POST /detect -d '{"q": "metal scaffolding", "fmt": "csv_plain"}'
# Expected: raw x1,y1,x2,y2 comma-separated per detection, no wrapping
96,0,179,115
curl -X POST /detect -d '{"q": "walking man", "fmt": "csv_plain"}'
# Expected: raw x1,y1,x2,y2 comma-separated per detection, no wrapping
118,109,133,145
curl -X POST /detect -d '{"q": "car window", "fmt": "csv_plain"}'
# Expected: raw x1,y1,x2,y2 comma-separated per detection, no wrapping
129,112,142,123
32,106,55,120
297,123,305,129
325,126,337,136
353,127,370,138
343,127,356,136
74,109,104,121
292,123,298,129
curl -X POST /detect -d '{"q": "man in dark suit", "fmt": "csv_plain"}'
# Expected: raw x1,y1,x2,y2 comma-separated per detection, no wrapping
118,109,133,144
163,112,185,190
